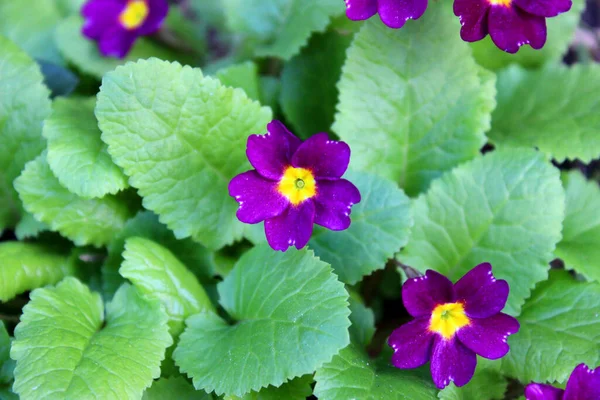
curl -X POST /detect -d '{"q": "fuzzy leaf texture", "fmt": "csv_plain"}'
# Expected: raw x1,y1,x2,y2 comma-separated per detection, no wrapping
489,64,600,163
334,2,496,196
96,58,272,250
400,149,565,315
11,278,172,399
173,245,350,397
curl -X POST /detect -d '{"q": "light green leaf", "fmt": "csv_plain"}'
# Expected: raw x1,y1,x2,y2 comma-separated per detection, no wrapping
314,344,438,399
44,97,128,198
143,377,213,400
14,212,48,240
15,153,134,247
225,376,313,400
280,31,351,139
399,149,565,315
489,64,600,163
0,242,74,302
223,0,344,59
471,0,585,71
438,368,507,400
348,292,375,347
121,237,214,335
0,35,51,232
309,170,413,284
334,3,495,196
96,58,272,249
216,62,261,102
174,245,350,397
501,270,600,383
11,278,172,400
555,171,600,282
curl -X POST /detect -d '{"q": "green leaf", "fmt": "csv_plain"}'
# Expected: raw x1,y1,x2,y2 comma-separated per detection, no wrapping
489,64,600,163
222,0,344,59
438,368,507,400
280,31,351,139
555,171,600,282
334,4,496,196
399,149,565,315
15,153,134,247
348,292,375,347
37,59,79,98
0,35,51,232
471,0,585,71
14,212,48,240
143,377,213,400
314,344,438,399
44,97,128,198
0,242,74,302
216,62,261,102
501,270,600,383
121,237,214,335
174,245,350,396
0,387,18,400
0,322,14,386
96,58,272,250
225,376,313,400
308,170,413,284
54,0,86,16
11,278,172,399
0,322,9,367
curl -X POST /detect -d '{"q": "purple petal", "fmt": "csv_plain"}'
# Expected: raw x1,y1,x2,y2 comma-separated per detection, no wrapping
98,26,137,59
564,364,600,400
389,318,435,369
454,263,509,319
402,270,456,318
137,0,169,35
313,179,361,231
265,200,315,251
453,0,490,42
228,170,289,224
345,0,377,20
291,133,350,179
247,120,302,181
430,336,477,389
524,383,564,400
377,0,428,29
457,313,519,360
513,0,572,17
81,0,124,40
488,4,546,53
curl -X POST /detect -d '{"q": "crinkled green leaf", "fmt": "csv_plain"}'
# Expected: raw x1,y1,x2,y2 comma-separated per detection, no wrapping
143,377,213,400
44,97,128,198
280,31,351,139
0,36,51,232
399,149,564,315
223,0,344,59
314,344,437,399
489,65,600,163
0,242,74,302
348,292,375,347
14,212,48,240
471,0,585,71
174,245,350,396
308,170,412,284
11,278,172,399
15,153,134,247
225,376,313,400
216,62,261,102
438,368,507,400
334,3,495,196
121,237,214,335
96,59,272,250
555,171,600,282
501,270,600,383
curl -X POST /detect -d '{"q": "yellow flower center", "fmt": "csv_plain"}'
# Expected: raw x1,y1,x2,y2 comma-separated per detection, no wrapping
488,0,511,6
119,0,150,30
277,167,317,206
429,302,470,340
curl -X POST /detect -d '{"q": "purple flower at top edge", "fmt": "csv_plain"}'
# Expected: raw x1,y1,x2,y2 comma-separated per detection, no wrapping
344,0,428,29
454,0,571,53
525,364,600,400
388,263,520,389
228,120,361,252
81,0,169,59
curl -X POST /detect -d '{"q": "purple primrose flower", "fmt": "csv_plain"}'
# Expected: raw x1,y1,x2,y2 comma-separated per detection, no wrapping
228,120,361,252
454,0,571,53
344,0,428,29
81,0,169,59
525,364,600,400
388,263,520,389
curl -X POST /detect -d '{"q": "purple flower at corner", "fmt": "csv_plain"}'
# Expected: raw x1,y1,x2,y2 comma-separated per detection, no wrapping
345,0,428,29
81,0,169,59
388,263,520,389
228,120,361,252
453,0,571,53
525,364,600,400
